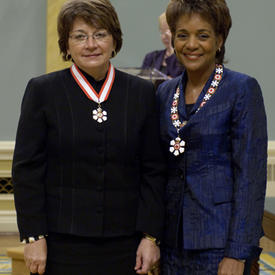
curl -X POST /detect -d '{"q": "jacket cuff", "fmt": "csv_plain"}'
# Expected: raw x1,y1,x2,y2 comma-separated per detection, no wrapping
224,241,262,260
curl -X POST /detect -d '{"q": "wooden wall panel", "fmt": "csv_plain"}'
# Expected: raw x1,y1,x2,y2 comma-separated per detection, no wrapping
263,211,275,241
46,0,71,73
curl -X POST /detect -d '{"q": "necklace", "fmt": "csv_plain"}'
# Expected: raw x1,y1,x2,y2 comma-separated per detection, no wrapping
70,63,115,123
169,64,223,156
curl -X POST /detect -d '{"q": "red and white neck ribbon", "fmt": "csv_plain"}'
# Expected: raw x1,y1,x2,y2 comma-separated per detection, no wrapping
70,63,115,104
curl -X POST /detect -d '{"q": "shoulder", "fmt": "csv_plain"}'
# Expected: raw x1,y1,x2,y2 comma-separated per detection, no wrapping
166,53,178,63
144,49,165,59
223,67,260,89
27,68,69,89
23,69,69,103
157,76,181,98
156,76,181,110
222,67,263,105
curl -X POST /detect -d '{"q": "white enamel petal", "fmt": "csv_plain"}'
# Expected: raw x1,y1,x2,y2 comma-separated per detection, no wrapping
103,111,107,115
170,140,175,146
93,115,98,120
180,141,185,146
169,147,175,153
98,118,103,123
102,116,107,121
179,147,185,153
92,110,97,115
174,150,179,156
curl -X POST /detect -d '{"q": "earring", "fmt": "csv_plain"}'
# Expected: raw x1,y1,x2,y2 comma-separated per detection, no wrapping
111,50,116,58
66,53,71,60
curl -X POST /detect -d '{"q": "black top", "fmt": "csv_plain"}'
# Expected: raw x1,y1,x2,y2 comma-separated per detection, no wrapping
12,68,166,241
185,103,195,120
79,67,106,92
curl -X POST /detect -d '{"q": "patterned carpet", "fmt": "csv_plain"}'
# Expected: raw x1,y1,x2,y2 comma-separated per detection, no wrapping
0,255,11,275
259,252,275,274
0,252,275,275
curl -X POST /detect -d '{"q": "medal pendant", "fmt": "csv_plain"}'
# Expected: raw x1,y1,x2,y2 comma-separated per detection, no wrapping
92,107,107,123
169,137,185,156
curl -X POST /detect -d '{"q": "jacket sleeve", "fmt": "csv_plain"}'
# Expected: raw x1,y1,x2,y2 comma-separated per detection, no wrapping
141,52,154,69
135,81,166,242
12,78,48,241
224,77,267,259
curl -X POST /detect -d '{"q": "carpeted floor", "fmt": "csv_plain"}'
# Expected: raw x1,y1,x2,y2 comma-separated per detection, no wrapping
1,252,275,275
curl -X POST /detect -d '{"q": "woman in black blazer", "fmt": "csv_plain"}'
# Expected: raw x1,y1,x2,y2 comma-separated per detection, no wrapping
12,0,165,274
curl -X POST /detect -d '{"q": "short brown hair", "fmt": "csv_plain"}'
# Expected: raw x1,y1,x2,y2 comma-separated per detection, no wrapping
166,0,232,64
57,0,123,61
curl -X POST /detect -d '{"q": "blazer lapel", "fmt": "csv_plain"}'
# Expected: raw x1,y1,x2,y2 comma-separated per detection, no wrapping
178,67,224,135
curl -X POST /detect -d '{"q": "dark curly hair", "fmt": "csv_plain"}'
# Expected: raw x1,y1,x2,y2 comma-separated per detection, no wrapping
57,0,123,61
166,0,232,64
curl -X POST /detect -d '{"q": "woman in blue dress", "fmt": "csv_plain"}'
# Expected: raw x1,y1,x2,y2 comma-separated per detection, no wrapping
157,0,267,274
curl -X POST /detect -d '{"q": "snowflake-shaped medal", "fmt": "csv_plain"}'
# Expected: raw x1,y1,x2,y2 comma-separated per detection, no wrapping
173,120,181,128
92,107,107,123
171,107,177,114
211,80,219,87
216,67,223,74
169,137,185,156
204,94,211,101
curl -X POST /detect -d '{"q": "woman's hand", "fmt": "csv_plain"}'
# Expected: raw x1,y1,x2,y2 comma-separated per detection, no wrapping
218,257,245,275
24,238,47,275
134,238,160,274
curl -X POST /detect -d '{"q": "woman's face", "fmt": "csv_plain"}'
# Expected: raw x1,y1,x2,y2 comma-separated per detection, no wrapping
67,17,116,77
159,19,172,49
174,13,222,74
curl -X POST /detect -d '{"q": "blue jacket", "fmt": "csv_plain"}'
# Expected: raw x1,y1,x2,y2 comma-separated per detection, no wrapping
157,66,267,260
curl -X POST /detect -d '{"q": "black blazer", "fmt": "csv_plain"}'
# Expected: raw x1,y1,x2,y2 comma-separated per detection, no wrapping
12,68,166,241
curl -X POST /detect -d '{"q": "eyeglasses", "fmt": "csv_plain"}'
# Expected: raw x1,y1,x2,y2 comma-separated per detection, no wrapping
69,30,110,44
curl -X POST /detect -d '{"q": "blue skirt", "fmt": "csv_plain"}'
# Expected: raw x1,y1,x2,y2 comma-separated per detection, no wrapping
161,247,253,275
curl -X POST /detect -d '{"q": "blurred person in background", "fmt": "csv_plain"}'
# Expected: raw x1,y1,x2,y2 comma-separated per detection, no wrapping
141,12,183,78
